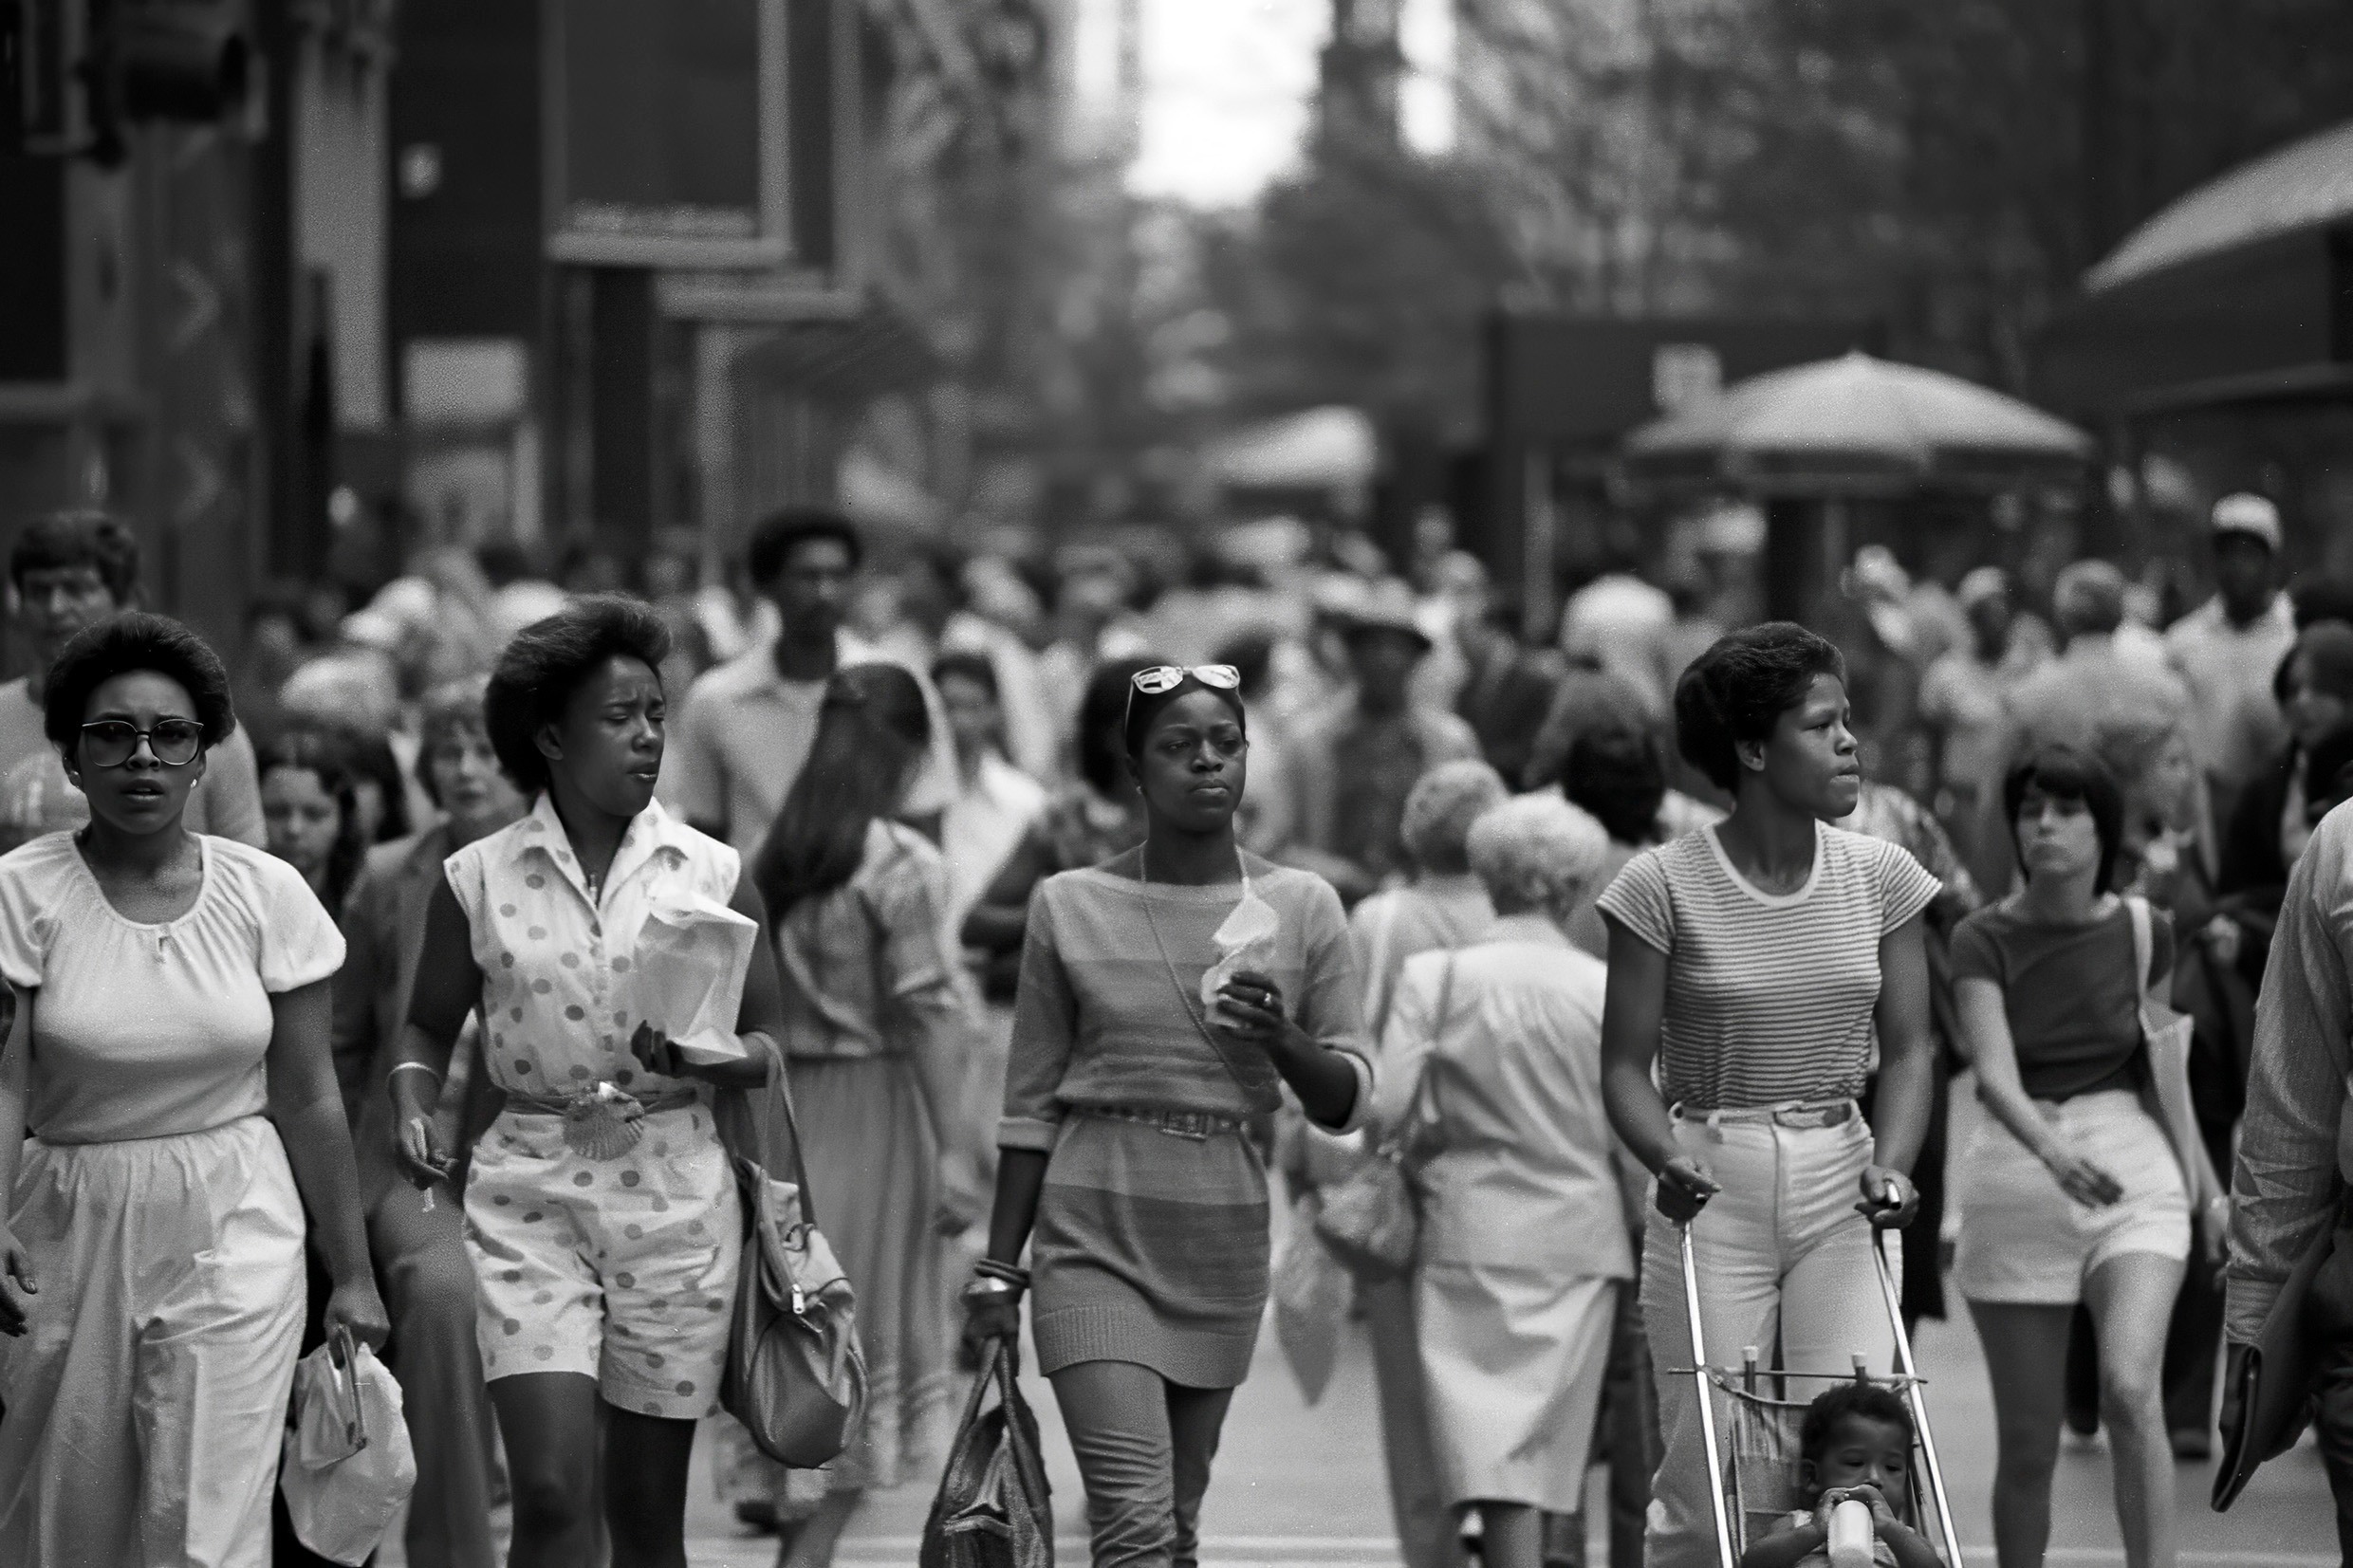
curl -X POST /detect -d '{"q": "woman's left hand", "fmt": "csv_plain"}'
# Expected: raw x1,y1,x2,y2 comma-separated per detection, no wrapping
324,1276,392,1353
1213,969,1307,1055
1856,1165,1918,1228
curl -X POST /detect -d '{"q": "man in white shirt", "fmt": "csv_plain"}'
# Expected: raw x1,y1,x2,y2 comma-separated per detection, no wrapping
0,511,265,853
2166,492,2297,817
659,508,958,858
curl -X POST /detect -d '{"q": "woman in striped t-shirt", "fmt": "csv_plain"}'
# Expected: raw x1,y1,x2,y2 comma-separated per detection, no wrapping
1597,622,1940,1568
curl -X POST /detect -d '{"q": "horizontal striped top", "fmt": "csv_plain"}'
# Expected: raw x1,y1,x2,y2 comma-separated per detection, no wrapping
999,858,1372,1152
1595,821,1939,1109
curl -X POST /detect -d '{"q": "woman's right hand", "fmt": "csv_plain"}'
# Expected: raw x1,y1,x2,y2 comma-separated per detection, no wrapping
395,1113,454,1191
1654,1153,1721,1222
2041,1145,2124,1208
0,1224,35,1337
959,1277,1024,1372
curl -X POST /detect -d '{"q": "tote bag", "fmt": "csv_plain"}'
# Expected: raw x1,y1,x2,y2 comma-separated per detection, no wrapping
1314,953,1456,1279
920,1337,1054,1568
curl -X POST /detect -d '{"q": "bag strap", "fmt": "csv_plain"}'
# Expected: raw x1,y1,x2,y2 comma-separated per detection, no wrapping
2125,895,2158,1007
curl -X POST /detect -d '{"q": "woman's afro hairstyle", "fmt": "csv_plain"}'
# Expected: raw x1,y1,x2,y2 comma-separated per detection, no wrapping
42,611,236,753
484,594,671,796
1672,622,1846,793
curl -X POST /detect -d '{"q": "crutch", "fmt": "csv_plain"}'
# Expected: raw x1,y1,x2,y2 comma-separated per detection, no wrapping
1680,1221,1740,1568
1872,1228,1967,1568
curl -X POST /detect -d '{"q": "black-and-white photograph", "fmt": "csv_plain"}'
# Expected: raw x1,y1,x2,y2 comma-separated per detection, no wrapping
0,2,2348,1565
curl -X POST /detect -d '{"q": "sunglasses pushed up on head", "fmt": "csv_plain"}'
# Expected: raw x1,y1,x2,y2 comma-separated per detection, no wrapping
1124,664,1243,731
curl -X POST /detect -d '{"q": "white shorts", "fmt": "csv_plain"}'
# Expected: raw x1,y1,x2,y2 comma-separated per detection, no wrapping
1953,1088,2189,1305
464,1103,740,1420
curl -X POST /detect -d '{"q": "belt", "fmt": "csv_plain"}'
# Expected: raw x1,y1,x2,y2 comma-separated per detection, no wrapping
504,1086,701,1116
1670,1098,1857,1131
1076,1104,1247,1142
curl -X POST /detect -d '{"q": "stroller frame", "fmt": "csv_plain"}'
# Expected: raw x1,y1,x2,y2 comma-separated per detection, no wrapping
1676,1223,1967,1568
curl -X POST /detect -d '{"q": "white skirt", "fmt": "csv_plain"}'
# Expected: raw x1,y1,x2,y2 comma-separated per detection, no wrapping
1416,1263,1619,1512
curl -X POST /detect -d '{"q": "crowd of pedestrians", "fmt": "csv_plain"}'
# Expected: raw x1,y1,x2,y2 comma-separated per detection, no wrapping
0,489,2344,1568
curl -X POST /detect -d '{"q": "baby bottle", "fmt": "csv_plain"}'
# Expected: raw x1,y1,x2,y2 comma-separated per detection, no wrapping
1825,1497,1876,1568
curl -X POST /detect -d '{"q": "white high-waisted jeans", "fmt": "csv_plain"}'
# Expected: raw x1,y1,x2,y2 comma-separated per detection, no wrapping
1637,1105,1900,1568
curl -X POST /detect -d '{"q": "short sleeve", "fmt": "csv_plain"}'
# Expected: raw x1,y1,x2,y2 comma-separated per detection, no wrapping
1594,848,1675,954
442,839,491,934
869,830,959,1003
250,853,347,992
0,849,60,989
1872,839,1941,934
1948,911,2005,989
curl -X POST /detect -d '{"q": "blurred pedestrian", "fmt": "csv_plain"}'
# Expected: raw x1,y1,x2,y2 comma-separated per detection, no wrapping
2216,621,2353,973
941,554,1058,784
2223,793,2353,1563
1296,581,1482,901
1521,655,1656,800
232,581,324,749
1440,556,1562,790
1378,795,1628,1568
257,730,369,915
1558,566,1676,717
1037,546,1155,739
0,511,266,852
753,663,981,1568
1214,634,1301,859
1598,623,1936,1568
332,676,523,1568
963,664,1373,1568
2004,561,2189,776
934,651,1047,930
0,613,386,1564
663,509,958,857
1559,726,1688,958
960,657,1158,980
478,542,568,648
390,598,788,1568
2166,494,2295,824
1949,747,2222,1568
1919,567,2051,893
1332,760,1506,1568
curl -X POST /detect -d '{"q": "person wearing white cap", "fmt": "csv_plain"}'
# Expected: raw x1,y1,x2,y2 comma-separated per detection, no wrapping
2165,493,2296,819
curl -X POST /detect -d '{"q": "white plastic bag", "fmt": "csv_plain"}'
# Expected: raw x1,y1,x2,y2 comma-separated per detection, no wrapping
632,889,758,1063
280,1334,417,1565
1198,874,1280,1009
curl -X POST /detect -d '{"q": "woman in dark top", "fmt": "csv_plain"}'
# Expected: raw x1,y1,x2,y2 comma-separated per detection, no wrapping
2215,620,2353,980
1949,747,2224,1568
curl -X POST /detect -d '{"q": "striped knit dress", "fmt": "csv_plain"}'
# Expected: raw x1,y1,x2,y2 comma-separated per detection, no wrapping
1001,858,1373,1387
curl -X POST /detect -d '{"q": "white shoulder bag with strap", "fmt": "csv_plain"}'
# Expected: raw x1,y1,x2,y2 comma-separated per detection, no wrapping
2125,895,2223,1211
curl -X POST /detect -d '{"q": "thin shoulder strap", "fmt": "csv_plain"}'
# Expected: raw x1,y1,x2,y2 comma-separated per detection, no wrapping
2125,895,2156,1001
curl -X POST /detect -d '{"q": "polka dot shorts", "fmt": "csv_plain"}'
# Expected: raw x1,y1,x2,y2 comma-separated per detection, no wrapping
463,1104,740,1421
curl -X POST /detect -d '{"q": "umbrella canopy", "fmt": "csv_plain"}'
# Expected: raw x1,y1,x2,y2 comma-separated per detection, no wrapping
1622,350,2093,495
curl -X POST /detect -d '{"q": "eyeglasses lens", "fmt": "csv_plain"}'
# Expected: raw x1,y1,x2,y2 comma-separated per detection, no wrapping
83,721,202,768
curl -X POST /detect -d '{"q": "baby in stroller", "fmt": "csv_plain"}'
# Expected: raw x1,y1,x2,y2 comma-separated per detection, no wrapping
1738,1383,1944,1568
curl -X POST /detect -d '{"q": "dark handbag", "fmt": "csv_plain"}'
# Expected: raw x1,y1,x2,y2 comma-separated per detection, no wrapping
714,1041,869,1467
2214,1210,2339,1510
920,1338,1054,1568
1313,953,1456,1280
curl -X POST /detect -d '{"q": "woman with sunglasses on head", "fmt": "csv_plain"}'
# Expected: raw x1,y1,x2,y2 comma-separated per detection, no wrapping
0,612,388,1566
390,597,789,1568
965,663,1374,1568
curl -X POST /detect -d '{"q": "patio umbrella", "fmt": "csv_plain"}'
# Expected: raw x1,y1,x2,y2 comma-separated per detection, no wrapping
1622,350,2093,494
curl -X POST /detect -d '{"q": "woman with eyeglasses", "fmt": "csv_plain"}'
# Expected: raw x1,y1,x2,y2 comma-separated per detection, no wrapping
0,612,387,1565
964,662,1374,1568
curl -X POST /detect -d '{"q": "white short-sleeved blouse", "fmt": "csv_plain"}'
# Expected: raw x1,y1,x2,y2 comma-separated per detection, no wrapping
0,832,345,1144
443,794,740,1098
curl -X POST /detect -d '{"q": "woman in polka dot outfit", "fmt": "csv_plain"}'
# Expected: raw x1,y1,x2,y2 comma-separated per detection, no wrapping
390,597,787,1568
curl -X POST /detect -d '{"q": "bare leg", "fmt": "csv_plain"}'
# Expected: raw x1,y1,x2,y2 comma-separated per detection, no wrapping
1475,1503,1543,1568
780,1490,864,1568
1963,1301,2073,1568
490,1374,603,1568
2084,1253,2187,1568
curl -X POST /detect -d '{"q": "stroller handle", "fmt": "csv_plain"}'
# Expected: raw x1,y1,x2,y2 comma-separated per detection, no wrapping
1678,1222,1741,1568
1871,1228,1967,1568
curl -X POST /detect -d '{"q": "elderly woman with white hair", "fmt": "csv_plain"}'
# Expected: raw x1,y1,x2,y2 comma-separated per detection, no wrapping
1374,793,1633,1568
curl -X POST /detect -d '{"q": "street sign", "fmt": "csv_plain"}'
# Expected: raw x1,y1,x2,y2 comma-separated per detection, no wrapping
544,0,789,267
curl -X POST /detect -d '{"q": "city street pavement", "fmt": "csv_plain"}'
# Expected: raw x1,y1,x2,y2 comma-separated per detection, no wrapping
678,1301,2338,1567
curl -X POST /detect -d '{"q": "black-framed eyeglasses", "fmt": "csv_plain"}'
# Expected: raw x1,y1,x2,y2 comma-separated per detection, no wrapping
79,718,204,769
